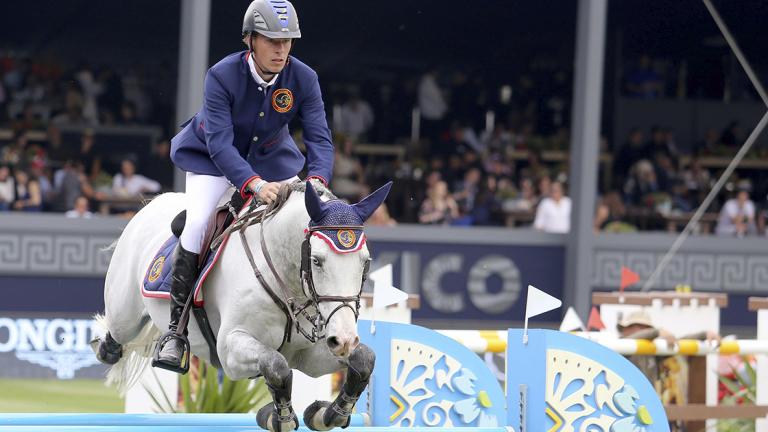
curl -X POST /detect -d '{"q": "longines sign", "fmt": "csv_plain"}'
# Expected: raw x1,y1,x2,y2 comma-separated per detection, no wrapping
0,314,106,379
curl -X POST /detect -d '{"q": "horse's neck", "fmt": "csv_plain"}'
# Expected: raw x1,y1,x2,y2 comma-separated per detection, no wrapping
250,197,307,298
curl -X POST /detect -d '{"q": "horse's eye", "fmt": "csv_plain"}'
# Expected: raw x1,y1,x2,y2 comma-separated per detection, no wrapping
311,257,321,266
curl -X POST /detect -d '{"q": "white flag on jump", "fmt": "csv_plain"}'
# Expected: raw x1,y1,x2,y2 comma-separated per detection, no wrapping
523,285,562,344
371,264,408,309
525,285,562,320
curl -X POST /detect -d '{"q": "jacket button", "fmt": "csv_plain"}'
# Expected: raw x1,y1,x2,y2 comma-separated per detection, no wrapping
259,112,265,117
253,136,259,142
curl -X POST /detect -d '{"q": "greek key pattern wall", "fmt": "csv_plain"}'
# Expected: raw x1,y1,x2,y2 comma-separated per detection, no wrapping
592,249,768,292
0,234,116,276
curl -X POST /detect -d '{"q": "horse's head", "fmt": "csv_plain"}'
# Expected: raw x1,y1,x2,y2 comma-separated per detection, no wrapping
303,180,392,358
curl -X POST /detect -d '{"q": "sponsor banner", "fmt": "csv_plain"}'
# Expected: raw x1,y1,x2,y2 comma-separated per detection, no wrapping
370,241,566,322
0,312,107,379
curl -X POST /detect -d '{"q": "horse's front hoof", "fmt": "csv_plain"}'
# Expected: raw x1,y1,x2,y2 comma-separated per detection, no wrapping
303,400,351,431
303,401,331,431
257,403,299,432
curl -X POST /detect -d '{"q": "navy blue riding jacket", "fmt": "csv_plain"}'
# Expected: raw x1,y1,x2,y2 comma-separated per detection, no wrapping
170,51,334,196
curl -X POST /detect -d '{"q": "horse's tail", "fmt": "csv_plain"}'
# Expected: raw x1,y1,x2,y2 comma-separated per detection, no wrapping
93,314,159,395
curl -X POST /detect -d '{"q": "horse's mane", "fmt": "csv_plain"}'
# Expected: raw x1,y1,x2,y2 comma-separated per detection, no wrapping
284,180,336,199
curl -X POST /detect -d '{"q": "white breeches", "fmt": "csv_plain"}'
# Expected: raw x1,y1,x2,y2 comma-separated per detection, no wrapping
178,172,298,254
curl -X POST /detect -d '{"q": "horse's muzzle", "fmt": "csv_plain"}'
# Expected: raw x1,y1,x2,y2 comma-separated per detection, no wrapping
326,335,360,358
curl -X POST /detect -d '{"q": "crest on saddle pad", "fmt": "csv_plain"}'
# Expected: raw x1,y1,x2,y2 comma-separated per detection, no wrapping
304,180,392,253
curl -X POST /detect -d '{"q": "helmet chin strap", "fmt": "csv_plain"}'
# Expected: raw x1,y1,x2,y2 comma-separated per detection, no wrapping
248,33,277,81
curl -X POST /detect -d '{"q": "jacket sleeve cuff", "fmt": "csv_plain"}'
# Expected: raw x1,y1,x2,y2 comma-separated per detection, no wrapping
240,175,261,199
306,175,328,187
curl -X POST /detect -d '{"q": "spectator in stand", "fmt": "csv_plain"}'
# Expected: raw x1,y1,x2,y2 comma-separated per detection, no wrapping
419,180,459,225
75,63,102,125
51,81,86,126
481,124,514,155
758,195,768,236
694,129,720,155
669,179,692,213
28,161,53,209
331,138,367,201
472,175,502,226
338,89,374,142
65,196,94,219
537,174,552,202
1,130,29,166
111,159,161,198
720,121,743,148
0,165,15,210
77,129,102,179
118,101,139,125
11,169,41,211
418,68,448,151
653,153,677,193
683,160,710,209
594,191,634,233
625,55,664,99
646,126,678,164
0,73,6,121
624,160,660,207
509,177,538,211
443,154,465,190
613,129,650,188
46,124,72,167
453,166,482,215
51,160,97,212
367,203,397,227
534,180,571,233
716,183,757,237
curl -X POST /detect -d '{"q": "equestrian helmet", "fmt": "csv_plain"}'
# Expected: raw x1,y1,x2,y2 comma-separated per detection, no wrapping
242,0,302,39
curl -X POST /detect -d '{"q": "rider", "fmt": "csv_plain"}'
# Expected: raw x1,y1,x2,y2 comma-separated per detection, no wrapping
155,0,334,370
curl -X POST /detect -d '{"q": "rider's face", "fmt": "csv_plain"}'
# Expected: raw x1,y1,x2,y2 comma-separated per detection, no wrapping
251,34,292,76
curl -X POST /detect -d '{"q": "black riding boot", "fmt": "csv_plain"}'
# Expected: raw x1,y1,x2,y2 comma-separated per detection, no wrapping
152,245,199,372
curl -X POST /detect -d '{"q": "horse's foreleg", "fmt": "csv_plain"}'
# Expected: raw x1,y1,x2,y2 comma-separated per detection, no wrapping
302,343,375,431
221,329,298,432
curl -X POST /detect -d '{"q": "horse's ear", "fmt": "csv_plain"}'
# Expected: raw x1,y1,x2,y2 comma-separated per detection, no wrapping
305,180,329,222
353,181,393,222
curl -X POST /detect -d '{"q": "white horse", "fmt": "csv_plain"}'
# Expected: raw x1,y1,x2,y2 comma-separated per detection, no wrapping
93,180,392,431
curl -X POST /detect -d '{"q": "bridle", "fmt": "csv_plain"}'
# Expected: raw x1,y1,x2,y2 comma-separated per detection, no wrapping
296,225,370,343
230,189,369,350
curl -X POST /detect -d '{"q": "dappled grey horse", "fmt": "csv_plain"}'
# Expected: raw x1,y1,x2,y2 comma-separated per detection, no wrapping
93,180,392,431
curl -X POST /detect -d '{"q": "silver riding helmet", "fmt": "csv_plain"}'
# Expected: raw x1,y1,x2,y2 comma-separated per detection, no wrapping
242,0,302,39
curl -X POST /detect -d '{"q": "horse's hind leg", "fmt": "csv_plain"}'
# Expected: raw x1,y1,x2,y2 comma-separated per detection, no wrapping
222,329,299,431
95,272,151,365
299,344,375,431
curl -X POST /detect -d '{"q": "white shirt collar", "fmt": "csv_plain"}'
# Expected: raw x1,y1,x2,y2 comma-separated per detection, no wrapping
248,53,279,88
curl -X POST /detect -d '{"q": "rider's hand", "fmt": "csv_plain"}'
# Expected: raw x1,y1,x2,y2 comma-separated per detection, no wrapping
248,180,280,204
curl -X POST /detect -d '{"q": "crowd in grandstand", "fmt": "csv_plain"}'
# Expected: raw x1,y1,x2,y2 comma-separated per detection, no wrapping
0,49,766,236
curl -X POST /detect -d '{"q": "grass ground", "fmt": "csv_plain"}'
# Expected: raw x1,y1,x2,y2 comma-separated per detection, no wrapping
0,379,123,412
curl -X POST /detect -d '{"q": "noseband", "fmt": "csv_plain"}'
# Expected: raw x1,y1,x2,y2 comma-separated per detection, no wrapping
234,195,368,349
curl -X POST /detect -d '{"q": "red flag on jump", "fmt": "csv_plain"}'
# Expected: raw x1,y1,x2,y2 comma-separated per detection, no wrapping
587,306,606,331
620,266,640,292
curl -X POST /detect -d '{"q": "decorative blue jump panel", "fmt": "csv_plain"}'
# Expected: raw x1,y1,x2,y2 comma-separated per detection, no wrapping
359,320,506,428
506,329,669,432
